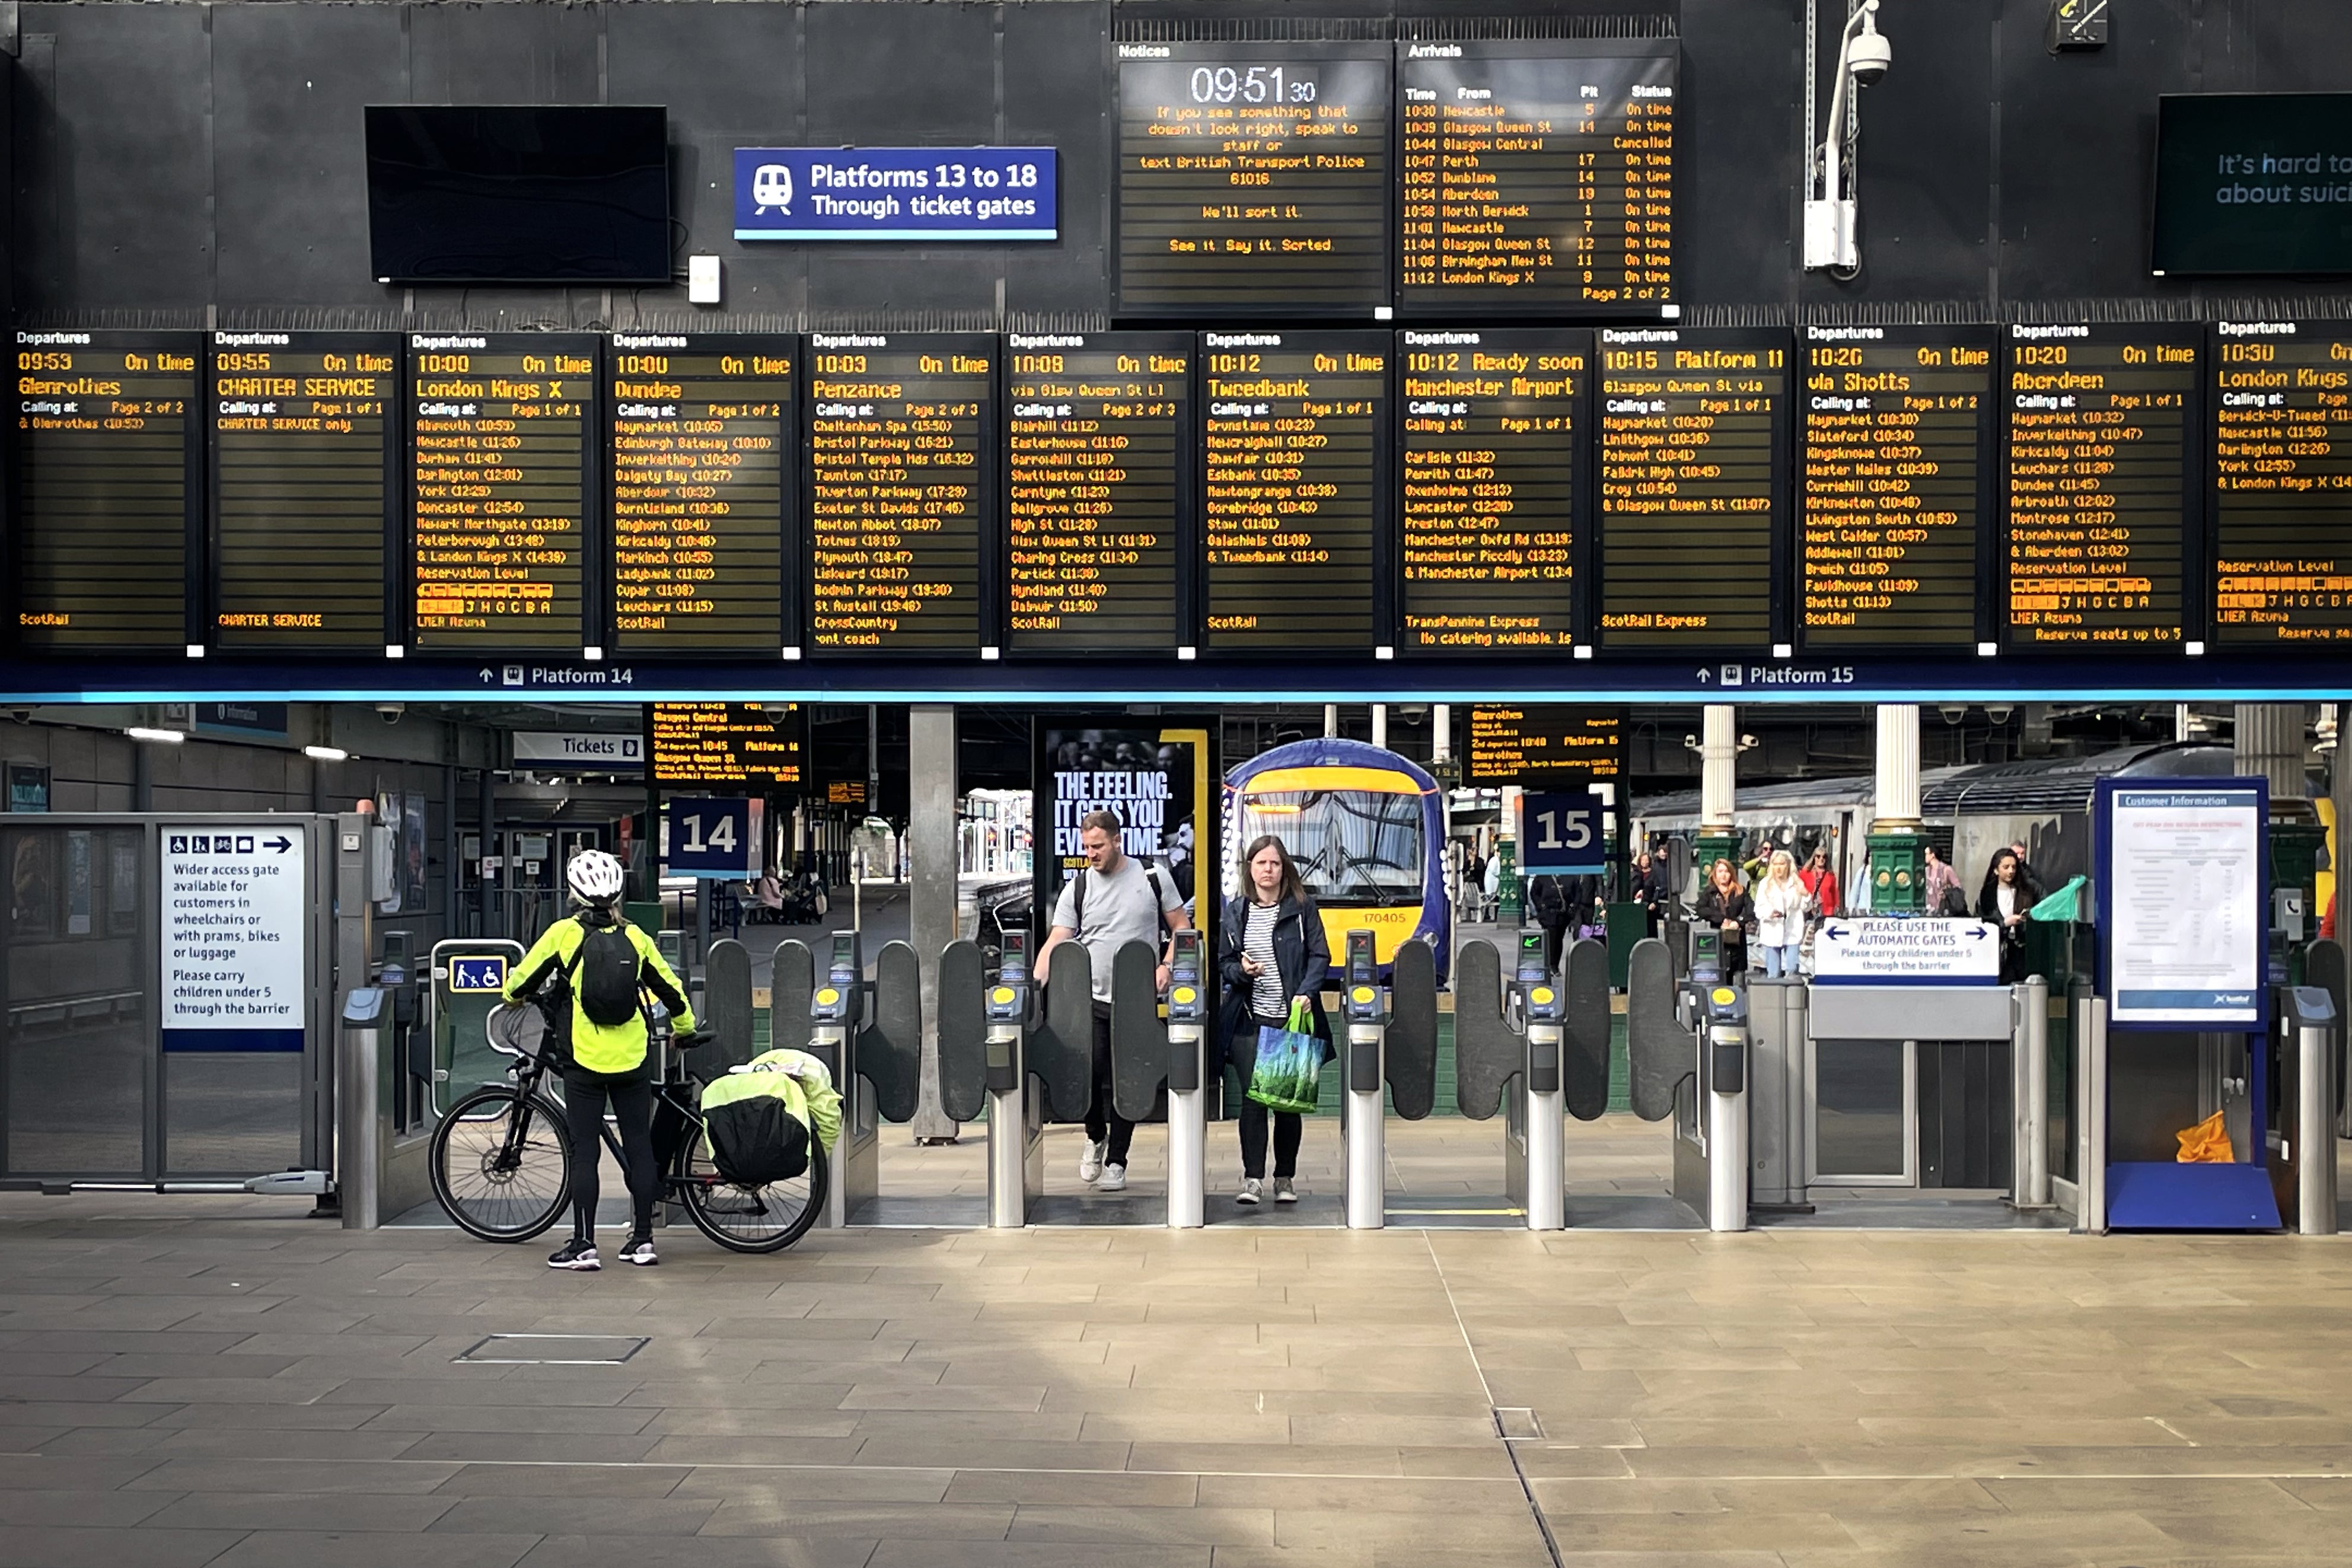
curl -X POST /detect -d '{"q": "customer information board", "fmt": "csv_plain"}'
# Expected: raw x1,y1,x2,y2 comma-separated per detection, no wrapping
14,329,202,652
1398,327,1582,652
648,702,805,791
408,332,598,653
1466,705,1626,786
1799,326,1994,651
209,330,397,653
807,333,995,654
1202,330,1389,653
1005,332,1193,654
1114,40,1394,314
610,333,795,656
2211,320,2352,646
2098,778,2265,1029
1595,326,1790,652
2003,323,2201,649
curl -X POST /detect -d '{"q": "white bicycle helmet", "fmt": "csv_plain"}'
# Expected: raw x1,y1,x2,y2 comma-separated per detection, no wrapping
566,848,626,904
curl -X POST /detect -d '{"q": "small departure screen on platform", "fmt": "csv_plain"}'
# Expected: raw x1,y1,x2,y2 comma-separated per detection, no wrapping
649,702,805,791
2211,321,2352,646
210,331,396,652
2003,324,2200,648
14,329,200,652
409,332,597,652
1005,332,1191,654
1398,327,1582,652
610,334,793,656
1595,326,1789,652
807,333,992,654
1202,331,1388,653
1398,39,1677,314
1116,40,1392,314
1466,705,1626,786
1799,326,1993,651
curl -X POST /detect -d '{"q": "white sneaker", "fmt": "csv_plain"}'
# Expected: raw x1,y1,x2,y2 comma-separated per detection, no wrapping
1273,1178,1298,1204
1078,1140,1105,1183
1096,1162,1127,1193
1236,1178,1264,1205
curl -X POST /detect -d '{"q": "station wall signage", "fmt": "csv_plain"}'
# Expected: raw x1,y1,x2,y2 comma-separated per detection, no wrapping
733,148,1059,241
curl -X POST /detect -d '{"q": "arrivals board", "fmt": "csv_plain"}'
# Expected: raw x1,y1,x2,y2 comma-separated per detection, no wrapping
648,702,805,791
1397,327,1583,653
1397,39,1677,314
408,332,598,653
1115,40,1392,315
1465,705,1626,786
2211,321,2352,646
13,329,201,652
610,333,795,656
1202,330,1390,654
209,331,397,653
1005,332,1193,654
1595,327,1790,652
2003,323,2201,648
806,333,995,654
1799,326,1994,651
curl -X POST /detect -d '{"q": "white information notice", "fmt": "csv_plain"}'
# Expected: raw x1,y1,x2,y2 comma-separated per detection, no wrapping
2105,786,2264,1027
161,826,309,1049
1812,917,2001,983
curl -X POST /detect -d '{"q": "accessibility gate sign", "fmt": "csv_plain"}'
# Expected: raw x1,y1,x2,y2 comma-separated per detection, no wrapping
1811,917,2001,984
160,826,310,1050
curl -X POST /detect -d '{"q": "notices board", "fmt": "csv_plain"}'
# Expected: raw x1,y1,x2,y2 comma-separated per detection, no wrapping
1812,917,2001,984
13,329,202,652
1398,328,1583,653
2211,320,2352,646
649,702,805,792
1466,706,1625,786
2097,780,2266,1028
160,825,310,1053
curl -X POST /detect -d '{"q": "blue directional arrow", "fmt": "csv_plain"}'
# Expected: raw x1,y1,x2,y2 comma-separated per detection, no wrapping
1965,925,1987,939
1823,923,1850,941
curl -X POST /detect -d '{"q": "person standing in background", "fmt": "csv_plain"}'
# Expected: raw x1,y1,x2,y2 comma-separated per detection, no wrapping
1217,834,1330,1205
1799,844,1841,921
1977,847,2044,983
1752,849,1808,978
1694,857,1754,976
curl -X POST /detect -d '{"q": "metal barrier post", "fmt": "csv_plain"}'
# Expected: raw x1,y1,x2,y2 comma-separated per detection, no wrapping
2079,997,2108,1234
2013,977,2051,1208
2287,985,2340,1236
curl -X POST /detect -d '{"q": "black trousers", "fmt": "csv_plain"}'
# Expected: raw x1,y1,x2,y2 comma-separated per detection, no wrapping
1229,1018,1303,1180
1082,1009,1134,1165
562,1065,660,1241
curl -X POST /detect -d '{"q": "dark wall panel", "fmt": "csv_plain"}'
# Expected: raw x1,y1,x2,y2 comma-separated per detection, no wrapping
1003,1,1111,322
409,4,601,107
1679,0,1801,308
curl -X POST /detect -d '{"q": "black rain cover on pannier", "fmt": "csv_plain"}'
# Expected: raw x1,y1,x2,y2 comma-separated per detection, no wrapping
703,1093,812,1186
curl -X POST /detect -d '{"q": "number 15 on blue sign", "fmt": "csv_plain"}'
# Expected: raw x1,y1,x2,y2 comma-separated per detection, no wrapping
1517,789,1607,876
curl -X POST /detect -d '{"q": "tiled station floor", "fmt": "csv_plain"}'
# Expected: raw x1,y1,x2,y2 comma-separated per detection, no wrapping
5,1128,2352,1567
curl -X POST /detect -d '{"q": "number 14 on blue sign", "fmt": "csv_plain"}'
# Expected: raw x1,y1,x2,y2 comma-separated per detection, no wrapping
1516,789,1607,877
666,798,753,879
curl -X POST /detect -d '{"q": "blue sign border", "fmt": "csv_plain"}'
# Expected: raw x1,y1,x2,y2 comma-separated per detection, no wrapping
2093,775,2268,1031
734,146,1059,242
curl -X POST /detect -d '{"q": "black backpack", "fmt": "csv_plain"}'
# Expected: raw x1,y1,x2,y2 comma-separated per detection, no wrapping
703,1091,812,1185
564,919,644,1028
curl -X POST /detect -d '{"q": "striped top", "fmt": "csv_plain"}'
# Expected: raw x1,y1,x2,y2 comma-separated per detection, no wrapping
1243,901,1286,1018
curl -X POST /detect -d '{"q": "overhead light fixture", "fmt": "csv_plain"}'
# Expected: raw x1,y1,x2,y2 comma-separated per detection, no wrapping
126,726,186,744
304,745,349,762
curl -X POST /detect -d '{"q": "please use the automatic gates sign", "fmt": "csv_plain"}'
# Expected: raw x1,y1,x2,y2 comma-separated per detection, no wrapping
1812,917,2001,984
734,148,1059,241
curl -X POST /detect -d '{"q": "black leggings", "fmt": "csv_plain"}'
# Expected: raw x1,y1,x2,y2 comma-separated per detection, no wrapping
1230,1024,1303,1180
562,1066,660,1242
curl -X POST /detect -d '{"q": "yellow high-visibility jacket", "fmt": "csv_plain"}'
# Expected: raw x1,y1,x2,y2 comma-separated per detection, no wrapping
504,912,696,1075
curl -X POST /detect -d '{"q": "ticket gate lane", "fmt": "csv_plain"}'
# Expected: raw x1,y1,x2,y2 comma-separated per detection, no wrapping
1563,938,1613,1123
1385,938,1439,1123
1030,945,1097,1125
1624,938,1685,1124
1452,939,1516,1123
1107,940,1168,1126
983,928,1044,1228
935,941,990,1126
769,939,815,1057
699,938,757,1076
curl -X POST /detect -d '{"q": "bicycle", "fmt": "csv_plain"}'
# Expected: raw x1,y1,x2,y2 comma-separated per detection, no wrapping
426,998,827,1254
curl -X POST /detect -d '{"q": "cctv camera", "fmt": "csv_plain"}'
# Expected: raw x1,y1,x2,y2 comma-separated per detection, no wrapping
1847,25,1892,84
376,701,405,724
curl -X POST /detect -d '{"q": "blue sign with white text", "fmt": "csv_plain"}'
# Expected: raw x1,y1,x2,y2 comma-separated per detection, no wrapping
665,797,753,879
1516,789,1608,877
734,147,1059,241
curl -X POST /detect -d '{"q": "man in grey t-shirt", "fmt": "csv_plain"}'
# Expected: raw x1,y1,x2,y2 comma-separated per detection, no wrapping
1038,811,1183,1190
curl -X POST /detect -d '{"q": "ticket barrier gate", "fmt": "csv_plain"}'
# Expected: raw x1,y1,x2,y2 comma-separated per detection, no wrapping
1449,928,1612,1231
1165,931,1209,1228
985,930,1046,1227
1623,935,1739,1228
1340,932,1387,1230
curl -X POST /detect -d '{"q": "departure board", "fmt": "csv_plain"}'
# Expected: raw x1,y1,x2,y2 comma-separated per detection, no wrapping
1398,327,1583,652
1466,705,1626,786
2212,321,2352,646
610,333,795,656
209,331,396,652
1005,332,1193,654
1595,327,1790,651
13,329,200,652
649,702,805,791
1202,331,1389,653
807,333,993,654
1116,40,1392,314
1398,39,1677,314
1799,326,1994,651
2003,324,2200,648
409,332,598,653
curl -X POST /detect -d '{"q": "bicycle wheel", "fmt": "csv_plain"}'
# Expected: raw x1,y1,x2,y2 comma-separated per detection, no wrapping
429,1085,572,1242
675,1124,827,1254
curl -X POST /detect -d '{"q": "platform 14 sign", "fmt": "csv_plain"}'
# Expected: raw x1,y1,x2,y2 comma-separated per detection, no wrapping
664,797,753,878
1516,789,1607,876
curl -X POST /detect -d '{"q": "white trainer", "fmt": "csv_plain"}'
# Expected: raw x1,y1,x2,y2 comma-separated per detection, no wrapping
1078,1140,1105,1183
1236,1178,1264,1205
1097,1162,1127,1193
1273,1177,1298,1204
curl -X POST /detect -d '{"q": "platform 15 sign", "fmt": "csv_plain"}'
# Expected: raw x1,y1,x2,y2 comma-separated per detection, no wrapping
1516,789,1607,876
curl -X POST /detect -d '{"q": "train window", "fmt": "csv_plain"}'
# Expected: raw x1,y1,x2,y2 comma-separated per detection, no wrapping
1234,789,1425,906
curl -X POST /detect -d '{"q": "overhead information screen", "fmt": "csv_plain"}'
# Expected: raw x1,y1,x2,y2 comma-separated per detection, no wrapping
649,702,805,791
1202,331,1389,654
807,333,994,654
2003,324,2200,648
1398,39,1677,314
1005,332,1193,654
409,332,598,653
14,329,200,652
1799,326,1994,651
2212,321,2352,646
1398,327,1583,653
1595,327,1789,651
1115,40,1392,314
610,333,794,656
209,331,397,652
1466,705,1626,786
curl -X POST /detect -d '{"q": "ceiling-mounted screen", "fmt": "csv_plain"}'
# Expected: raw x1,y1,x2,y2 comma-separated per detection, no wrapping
366,106,671,284
2152,93,2352,277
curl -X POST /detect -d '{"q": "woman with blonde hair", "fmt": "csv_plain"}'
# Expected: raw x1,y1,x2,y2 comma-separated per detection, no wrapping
1752,848,1808,979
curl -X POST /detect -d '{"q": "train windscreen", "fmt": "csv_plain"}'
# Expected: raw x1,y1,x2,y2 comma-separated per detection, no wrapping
1234,789,1426,906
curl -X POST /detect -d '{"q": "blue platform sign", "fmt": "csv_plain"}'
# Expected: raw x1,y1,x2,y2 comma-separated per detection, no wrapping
665,797,753,879
734,146,1059,241
1515,789,1607,877
448,955,508,993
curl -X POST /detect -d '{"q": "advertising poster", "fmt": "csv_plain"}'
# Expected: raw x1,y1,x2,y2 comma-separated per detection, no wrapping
1035,725,1209,931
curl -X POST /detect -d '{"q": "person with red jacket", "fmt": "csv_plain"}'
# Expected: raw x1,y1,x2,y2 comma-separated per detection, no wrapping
1799,844,1841,920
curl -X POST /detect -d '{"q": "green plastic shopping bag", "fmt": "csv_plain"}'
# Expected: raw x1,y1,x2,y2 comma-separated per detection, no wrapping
1247,998,1322,1115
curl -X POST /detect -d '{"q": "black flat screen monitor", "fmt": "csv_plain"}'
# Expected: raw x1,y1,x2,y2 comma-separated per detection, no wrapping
366,105,671,283
2152,93,2352,276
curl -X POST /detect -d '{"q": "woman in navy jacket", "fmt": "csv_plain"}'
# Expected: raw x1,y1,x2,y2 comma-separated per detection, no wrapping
1217,834,1331,1204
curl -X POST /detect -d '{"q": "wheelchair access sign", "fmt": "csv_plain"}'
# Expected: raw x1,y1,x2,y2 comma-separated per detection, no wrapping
448,955,507,993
